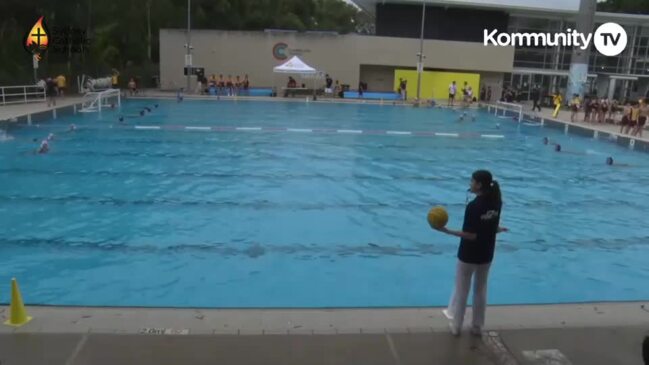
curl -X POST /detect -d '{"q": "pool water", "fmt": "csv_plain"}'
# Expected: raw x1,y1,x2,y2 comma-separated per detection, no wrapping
0,99,648,307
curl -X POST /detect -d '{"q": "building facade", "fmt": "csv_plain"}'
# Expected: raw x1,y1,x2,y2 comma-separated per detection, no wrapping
159,0,649,101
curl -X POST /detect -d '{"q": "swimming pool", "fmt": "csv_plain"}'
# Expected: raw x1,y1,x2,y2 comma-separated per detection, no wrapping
1,99,648,307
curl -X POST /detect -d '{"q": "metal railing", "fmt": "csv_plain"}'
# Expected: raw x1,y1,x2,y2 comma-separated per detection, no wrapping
0,85,46,106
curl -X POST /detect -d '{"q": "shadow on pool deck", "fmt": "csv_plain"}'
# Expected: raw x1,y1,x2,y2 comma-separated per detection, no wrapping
0,302,648,364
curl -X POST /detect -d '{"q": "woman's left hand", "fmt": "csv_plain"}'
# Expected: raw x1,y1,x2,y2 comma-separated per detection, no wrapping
433,226,449,233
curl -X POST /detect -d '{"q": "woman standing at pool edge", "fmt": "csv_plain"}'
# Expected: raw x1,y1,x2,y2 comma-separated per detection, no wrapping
434,170,507,336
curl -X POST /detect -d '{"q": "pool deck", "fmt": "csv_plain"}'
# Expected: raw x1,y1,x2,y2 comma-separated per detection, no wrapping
1,302,648,364
514,103,649,143
0,96,84,122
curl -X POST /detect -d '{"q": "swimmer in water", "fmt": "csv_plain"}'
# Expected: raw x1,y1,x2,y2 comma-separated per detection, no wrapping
145,107,151,112
139,110,145,116
606,157,631,167
553,144,586,155
154,104,159,108
118,116,125,123
37,139,49,154
47,133,54,141
68,124,76,132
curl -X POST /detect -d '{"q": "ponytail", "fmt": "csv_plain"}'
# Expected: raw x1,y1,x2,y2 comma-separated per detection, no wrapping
489,180,502,209
472,170,502,207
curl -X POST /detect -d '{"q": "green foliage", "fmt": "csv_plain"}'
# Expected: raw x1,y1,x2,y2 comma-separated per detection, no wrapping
0,0,365,85
597,0,649,14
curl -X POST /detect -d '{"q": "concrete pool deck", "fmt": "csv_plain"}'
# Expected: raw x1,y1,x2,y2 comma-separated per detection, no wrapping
1,302,648,364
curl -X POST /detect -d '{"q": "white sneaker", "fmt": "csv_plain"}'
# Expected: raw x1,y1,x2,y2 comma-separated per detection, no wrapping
448,322,460,337
442,309,454,320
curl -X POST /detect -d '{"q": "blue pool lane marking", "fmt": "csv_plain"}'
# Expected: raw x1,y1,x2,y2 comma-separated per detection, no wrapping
128,125,503,139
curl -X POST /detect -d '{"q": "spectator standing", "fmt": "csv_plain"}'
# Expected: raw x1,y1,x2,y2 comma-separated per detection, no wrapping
531,85,541,112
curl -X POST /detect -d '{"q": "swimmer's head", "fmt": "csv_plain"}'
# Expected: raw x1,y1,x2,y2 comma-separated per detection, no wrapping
154,104,159,108
606,157,614,165
543,137,549,145
32,138,38,142
145,107,151,112
555,144,561,152
118,116,124,122
69,124,76,131
110,104,115,109
139,110,144,116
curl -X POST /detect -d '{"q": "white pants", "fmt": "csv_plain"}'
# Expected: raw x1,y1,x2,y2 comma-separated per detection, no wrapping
446,260,491,329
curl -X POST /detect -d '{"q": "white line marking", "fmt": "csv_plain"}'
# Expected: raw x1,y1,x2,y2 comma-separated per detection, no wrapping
337,129,362,134
481,134,505,139
385,333,403,365
65,333,89,365
434,132,459,137
236,127,262,131
498,116,511,119
522,349,573,365
134,126,160,130
185,126,211,131
287,128,312,133
386,131,412,135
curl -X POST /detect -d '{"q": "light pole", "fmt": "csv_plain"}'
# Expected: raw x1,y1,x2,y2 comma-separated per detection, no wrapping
416,1,426,104
185,0,192,91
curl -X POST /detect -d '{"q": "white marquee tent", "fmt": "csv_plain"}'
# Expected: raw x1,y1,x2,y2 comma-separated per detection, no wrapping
272,56,322,97
273,56,318,74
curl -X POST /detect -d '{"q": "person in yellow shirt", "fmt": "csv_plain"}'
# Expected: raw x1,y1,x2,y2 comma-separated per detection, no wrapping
625,102,640,135
55,74,66,96
552,91,563,118
111,69,120,89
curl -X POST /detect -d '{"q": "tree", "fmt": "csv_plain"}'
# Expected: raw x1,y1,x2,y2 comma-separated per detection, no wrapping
0,0,364,85
597,0,649,14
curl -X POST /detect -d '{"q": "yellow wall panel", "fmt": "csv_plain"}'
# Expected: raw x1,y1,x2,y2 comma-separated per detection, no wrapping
394,70,480,101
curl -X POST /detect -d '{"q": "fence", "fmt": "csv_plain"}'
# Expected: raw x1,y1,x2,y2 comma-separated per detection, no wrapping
0,85,46,105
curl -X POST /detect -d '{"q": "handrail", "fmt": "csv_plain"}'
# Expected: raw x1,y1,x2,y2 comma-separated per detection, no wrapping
0,85,46,106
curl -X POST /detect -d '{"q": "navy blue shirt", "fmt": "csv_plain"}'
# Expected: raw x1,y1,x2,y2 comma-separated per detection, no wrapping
457,195,501,264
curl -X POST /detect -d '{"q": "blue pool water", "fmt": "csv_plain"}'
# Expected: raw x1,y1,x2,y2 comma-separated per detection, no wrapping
1,99,648,307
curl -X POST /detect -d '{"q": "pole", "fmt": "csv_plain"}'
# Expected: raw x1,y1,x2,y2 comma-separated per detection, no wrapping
567,0,596,99
416,1,426,103
186,0,192,91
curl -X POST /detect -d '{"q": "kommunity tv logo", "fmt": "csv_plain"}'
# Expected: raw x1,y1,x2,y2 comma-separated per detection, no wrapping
484,22,628,56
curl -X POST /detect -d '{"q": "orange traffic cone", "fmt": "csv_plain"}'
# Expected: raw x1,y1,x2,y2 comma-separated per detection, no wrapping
4,278,32,327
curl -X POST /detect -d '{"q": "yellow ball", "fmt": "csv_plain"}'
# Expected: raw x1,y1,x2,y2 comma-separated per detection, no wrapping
427,206,449,229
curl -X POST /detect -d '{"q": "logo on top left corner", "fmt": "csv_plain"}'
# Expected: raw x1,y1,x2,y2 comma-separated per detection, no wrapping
24,16,49,60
